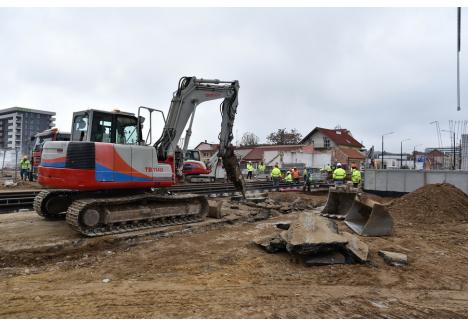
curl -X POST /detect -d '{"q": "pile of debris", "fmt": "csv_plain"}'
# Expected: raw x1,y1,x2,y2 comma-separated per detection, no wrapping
389,183,468,225
254,212,369,266
240,196,316,214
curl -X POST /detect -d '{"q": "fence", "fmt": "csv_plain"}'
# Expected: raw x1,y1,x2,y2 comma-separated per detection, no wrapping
364,169,468,194
0,148,24,180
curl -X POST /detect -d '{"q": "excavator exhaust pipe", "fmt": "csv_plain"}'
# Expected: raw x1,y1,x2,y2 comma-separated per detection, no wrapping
344,196,393,236
320,185,358,219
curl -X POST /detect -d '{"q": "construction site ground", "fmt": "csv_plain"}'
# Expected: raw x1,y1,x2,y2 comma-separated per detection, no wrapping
0,189,467,318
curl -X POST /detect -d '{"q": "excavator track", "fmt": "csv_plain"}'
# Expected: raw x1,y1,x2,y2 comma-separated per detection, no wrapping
34,189,75,220
65,193,209,237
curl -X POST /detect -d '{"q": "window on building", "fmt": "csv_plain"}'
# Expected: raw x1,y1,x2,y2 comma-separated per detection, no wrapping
323,137,330,148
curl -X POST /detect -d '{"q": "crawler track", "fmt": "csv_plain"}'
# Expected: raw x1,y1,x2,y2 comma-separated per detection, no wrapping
66,193,208,237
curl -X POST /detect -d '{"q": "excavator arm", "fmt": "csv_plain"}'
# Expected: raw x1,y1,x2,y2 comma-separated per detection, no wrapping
154,77,245,195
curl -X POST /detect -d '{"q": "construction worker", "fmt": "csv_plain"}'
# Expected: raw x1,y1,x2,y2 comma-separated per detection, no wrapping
257,161,266,174
351,164,362,188
320,164,333,181
332,162,346,186
19,156,31,181
292,167,300,184
270,163,282,191
303,167,308,182
284,171,293,183
246,161,254,179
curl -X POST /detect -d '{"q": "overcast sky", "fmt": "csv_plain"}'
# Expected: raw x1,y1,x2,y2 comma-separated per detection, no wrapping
0,7,466,153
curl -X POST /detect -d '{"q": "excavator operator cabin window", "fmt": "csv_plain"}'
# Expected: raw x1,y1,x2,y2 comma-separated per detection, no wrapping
72,114,89,141
92,113,113,143
116,116,138,145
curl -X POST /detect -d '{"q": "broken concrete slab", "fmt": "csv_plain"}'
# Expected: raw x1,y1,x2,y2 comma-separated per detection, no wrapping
253,234,287,253
282,213,348,256
289,198,307,211
303,251,347,266
342,232,369,263
252,210,270,221
269,209,281,218
378,250,408,267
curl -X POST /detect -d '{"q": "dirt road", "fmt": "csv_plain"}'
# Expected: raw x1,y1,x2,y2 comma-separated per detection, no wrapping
0,192,467,318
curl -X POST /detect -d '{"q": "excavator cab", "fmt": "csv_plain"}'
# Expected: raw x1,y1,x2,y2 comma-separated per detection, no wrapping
71,109,140,145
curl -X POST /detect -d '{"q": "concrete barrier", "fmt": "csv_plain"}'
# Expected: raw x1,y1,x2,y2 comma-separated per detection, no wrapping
364,169,468,194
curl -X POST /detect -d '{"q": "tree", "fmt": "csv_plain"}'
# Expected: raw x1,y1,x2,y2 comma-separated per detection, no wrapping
240,132,259,146
266,128,302,145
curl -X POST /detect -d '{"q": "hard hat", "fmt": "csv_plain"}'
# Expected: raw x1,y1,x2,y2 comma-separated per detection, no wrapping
336,163,342,167
249,161,252,163
23,155,28,159
287,171,291,174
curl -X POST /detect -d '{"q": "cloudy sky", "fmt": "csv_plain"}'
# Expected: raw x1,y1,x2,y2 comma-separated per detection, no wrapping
0,7,466,153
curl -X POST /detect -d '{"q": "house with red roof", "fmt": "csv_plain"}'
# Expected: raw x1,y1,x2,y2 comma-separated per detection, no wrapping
239,144,314,168
300,127,365,168
194,141,219,162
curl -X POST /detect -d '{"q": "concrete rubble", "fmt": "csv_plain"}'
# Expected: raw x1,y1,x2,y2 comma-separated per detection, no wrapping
379,250,408,267
253,212,369,266
238,196,316,214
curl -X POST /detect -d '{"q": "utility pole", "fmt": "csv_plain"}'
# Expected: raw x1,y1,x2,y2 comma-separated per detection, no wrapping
413,144,423,170
441,129,456,170
381,132,394,169
453,132,456,169
400,138,410,168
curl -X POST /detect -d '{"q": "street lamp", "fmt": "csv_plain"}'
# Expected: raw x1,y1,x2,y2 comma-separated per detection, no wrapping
381,132,394,169
441,129,456,170
413,144,423,169
400,138,411,168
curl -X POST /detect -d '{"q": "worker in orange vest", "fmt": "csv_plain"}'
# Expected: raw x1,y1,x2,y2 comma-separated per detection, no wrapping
292,167,300,184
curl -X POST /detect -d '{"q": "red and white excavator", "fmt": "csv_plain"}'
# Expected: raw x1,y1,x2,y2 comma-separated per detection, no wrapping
34,77,245,236
183,150,223,182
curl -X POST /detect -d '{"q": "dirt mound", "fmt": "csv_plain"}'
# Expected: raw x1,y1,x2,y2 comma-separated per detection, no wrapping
389,183,468,225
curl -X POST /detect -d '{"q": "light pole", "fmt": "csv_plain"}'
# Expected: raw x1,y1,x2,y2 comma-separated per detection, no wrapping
413,144,423,169
381,132,394,169
400,138,411,168
441,130,456,170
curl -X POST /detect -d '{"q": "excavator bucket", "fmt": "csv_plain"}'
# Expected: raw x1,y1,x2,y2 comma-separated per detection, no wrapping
222,144,246,198
320,185,358,219
344,196,393,236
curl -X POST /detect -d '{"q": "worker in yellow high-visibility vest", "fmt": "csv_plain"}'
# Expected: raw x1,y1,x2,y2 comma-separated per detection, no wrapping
351,164,362,188
246,161,254,179
332,162,346,186
270,163,282,191
257,161,266,174
19,156,31,181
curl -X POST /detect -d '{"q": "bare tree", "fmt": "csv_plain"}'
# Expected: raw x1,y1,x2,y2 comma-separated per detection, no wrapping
240,132,260,146
266,128,302,145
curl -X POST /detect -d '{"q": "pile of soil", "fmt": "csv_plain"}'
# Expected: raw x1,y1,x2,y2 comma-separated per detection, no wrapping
389,183,468,225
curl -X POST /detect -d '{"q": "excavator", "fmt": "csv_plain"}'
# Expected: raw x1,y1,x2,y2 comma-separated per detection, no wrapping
183,151,223,182
34,77,245,236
